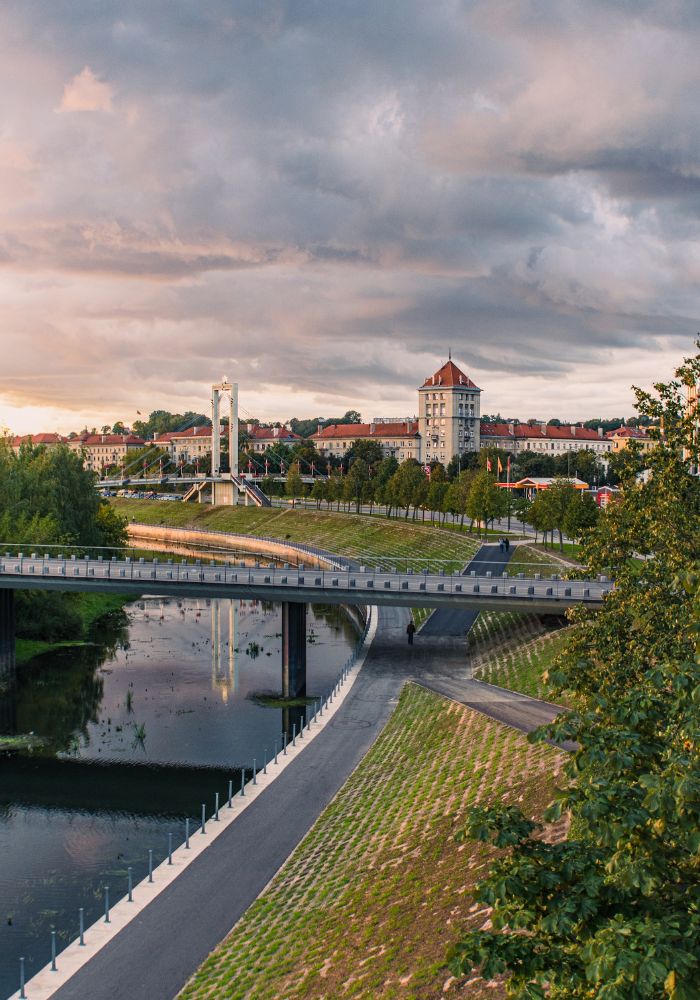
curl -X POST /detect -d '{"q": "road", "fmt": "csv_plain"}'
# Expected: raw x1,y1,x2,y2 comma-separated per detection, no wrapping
419,542,514,636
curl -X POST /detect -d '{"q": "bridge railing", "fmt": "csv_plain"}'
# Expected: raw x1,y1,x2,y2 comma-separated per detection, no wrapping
0,552,611,603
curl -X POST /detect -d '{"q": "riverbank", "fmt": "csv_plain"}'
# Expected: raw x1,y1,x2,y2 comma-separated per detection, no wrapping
111,499,480,571
179,683,565,999
15,592,129,666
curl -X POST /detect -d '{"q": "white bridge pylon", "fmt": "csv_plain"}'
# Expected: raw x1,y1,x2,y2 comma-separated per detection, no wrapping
211,377,238,480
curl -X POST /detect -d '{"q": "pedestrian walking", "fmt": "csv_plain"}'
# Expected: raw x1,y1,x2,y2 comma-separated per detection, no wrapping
499,537,505,553
406,621,416,645
505,537,510,552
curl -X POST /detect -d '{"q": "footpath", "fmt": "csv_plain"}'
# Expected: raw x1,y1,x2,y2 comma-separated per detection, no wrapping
44,550,566,1000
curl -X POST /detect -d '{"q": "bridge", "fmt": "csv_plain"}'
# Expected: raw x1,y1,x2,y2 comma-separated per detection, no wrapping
0,549,609,700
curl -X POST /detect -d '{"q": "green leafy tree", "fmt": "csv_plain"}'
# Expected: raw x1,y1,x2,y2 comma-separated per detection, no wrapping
446,451,480,480
347,439,384,467
388,460,426,519
285,463,305,501
449,348,700,999
563,491,599,542
310,477,327,510
466,471,507,536
344,458,370,514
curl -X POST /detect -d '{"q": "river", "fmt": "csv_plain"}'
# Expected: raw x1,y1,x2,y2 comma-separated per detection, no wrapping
0,591,360,997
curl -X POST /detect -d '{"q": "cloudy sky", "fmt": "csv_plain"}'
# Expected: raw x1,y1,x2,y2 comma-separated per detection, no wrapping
1,0,699,434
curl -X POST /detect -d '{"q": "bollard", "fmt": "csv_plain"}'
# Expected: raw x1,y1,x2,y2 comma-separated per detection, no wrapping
283,731,288,755
263,748,267,775
253,759,257,785
274,739,278,765
79,907,85,946
300,716,305,738
19,957,26,999
148,849,154,882
292,723,296,747
185,818,190,849
228,780,233,808
51,928,57,970
240,770,245,796
168,832,173,864
128,866,133,901
201,803,207,833
104,886,111,923
215,792,220,821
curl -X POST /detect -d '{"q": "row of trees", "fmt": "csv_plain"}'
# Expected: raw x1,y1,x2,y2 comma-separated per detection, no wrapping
450,351,700,996
276,454,600,544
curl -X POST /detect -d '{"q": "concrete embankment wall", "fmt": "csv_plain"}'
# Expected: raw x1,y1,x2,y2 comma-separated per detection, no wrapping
126,523,338,570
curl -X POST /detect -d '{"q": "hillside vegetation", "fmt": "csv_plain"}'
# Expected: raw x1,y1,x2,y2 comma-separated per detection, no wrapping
112,499,480,571
179,684,564,1000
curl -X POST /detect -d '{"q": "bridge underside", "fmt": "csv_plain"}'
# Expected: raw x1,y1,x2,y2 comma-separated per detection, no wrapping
0,576,594,615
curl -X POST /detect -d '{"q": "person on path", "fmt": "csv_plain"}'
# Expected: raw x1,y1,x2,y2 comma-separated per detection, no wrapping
499,537,505,553
505,537,510,552
406,621,416,645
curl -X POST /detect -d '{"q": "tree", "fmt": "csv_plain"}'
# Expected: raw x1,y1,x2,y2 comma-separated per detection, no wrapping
347,439,384,467
563,491,599,542
389,460,426,519
427,480,448,524
344,458,370,514
446,451,480,480
310,477,327,510
285,463,305,501
466,471,507,536
373,457,399,515
449,348,700,998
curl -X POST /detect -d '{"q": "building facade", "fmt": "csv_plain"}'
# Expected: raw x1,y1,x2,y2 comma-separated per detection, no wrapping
312,420,420,463
244,424,302,452
11,433,67,454
155,426,213,464
68,433,146,472
417,360,481,464
481,422,613,457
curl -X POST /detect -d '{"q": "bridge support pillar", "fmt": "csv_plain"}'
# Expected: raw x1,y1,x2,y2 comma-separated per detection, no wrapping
282,601,306,699
0,588,16,683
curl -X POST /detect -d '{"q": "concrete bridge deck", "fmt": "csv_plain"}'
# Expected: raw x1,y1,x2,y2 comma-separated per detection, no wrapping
0,552,609,614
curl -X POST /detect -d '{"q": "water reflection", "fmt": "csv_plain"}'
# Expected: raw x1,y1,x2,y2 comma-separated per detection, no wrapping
0,594,358,996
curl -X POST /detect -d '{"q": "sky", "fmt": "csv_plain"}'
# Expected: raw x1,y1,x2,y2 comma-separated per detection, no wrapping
1,0,699,435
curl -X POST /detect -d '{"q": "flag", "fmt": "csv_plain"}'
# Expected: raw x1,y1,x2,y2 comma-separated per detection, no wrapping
486,458,492,472
497,458,503,474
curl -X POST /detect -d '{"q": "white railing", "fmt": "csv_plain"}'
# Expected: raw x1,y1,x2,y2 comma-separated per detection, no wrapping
0,552,609,604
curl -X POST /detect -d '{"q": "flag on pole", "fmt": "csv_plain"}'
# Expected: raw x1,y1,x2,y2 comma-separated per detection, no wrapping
486,457,492,472
497,458,503,474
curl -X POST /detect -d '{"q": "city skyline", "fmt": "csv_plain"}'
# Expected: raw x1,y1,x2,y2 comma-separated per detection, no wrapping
1,2,699,433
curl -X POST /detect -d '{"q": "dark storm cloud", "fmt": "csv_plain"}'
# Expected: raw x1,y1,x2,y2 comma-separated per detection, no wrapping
1,0,700,426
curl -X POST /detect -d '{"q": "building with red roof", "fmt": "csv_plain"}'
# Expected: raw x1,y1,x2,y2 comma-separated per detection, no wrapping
418,358,481,463
312,420,420,462
244,424,302,452
10,432,67,454
481,421,614,457
68,433,146,472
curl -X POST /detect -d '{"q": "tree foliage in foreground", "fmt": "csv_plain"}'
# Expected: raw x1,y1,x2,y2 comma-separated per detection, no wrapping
449,350,700,999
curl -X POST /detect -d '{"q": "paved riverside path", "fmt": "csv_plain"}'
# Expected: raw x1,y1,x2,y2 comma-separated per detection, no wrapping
419,542,514,637
48,600,568,1000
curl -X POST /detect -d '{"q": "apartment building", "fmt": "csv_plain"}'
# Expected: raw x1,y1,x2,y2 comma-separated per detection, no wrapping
68,433,146,472
481,422,613,456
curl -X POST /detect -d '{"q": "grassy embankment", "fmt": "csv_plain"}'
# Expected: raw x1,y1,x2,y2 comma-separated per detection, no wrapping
470,609,573,705
15,592,128,666
179,684,565,1000
112,500,482,629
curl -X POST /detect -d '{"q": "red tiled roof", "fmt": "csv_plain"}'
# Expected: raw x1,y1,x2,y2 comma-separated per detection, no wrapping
420,360,480,390
246,425,301,441
156,426,212,442
11,433,67,447
481,423,605,442
77,434,145,446
605,426,648,438
313,421,419,440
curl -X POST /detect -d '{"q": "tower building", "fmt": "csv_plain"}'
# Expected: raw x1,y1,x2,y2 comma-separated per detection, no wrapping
417,359,481,465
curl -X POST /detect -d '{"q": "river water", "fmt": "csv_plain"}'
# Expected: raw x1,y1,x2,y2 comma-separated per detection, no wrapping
0,593,359,997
